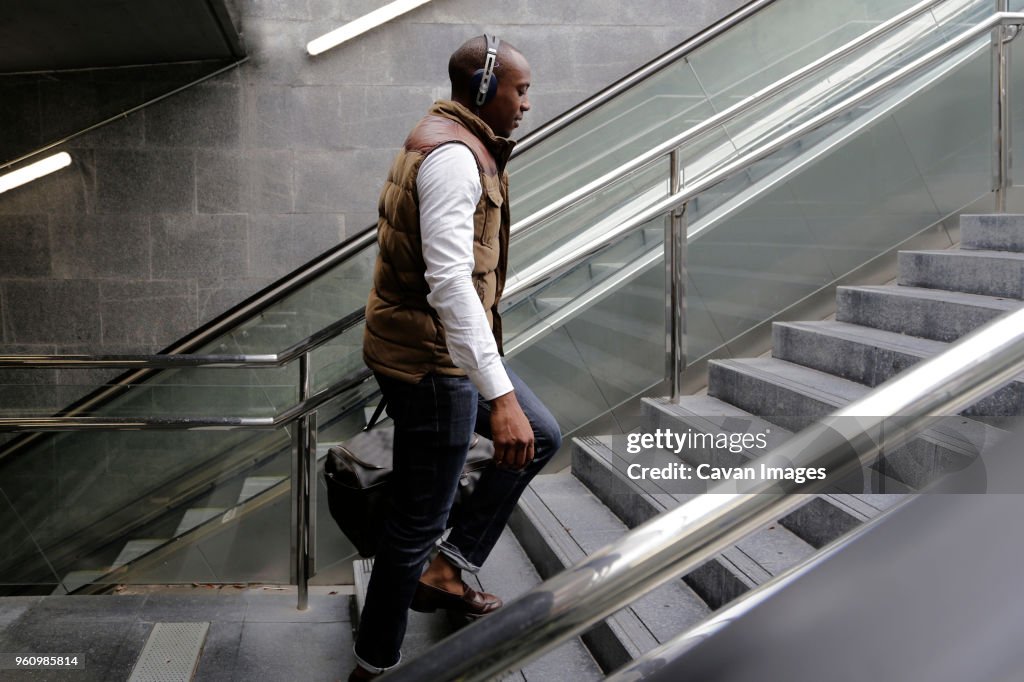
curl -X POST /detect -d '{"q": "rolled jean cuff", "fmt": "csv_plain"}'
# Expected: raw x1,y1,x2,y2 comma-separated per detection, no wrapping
438,540,481,574
354,646,401,674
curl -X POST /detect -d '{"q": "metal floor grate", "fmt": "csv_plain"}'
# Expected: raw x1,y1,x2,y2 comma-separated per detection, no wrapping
127,622,209,682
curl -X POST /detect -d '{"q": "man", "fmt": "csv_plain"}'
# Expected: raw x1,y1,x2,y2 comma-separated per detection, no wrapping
351,35,560,680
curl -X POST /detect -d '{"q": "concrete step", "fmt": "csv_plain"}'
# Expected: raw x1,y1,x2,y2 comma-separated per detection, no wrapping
898,248,1024,299
567,439,819,611
509,471,712,672
772,320,1024,416
236,475,287,505
351,528,603,680
836,284,1021,342
112,539,167,569
960,214,1024,252
637,397,908,543
174,507,227,536
51,570,110,595
707,357,1002,489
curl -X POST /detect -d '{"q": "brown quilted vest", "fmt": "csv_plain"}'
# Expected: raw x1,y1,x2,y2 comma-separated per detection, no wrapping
363,100,515,383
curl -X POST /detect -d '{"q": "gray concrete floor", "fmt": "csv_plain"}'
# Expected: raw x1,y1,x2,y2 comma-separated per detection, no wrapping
0,585,356,681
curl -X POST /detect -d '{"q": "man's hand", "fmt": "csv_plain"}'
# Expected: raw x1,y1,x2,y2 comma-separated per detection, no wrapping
489,391,534,471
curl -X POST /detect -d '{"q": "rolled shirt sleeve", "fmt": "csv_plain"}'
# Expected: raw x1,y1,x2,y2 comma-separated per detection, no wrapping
417,143,514,400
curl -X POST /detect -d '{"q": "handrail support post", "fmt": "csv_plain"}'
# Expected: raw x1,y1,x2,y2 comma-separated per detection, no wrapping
293,351,317,610
666,149,688,401
995,1,1013,211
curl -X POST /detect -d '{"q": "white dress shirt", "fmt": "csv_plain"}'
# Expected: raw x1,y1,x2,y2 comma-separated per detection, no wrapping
418,143,514,401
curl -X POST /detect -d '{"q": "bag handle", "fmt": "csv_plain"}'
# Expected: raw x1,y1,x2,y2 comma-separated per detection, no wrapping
363,400,388,431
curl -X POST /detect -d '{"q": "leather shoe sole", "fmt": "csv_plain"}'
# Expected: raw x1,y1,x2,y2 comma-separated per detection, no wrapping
410,579,502,620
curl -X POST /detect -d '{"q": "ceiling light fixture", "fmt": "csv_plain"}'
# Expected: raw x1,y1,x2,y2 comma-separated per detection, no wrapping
307,0,433,56
0,152,73,195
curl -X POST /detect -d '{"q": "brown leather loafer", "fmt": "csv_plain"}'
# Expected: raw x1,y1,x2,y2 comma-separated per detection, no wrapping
348,664,381,681
410,580,502,620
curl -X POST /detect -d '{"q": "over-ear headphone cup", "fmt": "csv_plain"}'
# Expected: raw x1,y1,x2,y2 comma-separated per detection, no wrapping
471,68,499,105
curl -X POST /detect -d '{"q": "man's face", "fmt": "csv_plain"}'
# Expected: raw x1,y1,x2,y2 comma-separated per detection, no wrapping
480,50,531,138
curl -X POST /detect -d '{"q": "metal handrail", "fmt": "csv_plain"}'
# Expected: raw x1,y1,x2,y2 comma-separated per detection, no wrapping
501,13,1019,307
508,0,961,241
511,0,778,155
0,304,372,610
602,490,903,681
0,308,365,369
0,368,372,432
383,300,1024,682
0,361,372,609
0,227,378,459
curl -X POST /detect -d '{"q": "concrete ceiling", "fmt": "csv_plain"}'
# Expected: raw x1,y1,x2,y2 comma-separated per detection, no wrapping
0,0,244,74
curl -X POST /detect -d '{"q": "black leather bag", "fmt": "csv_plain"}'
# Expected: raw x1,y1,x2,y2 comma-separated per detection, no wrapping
324,426,493,557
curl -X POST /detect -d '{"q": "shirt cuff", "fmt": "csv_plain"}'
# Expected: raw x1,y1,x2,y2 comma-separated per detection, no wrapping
468,358,514,401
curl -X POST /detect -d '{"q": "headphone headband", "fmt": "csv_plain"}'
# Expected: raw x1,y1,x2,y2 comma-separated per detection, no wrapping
475,33,500,106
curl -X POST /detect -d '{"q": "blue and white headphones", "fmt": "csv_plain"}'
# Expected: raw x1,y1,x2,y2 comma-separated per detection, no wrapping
471,33,500,106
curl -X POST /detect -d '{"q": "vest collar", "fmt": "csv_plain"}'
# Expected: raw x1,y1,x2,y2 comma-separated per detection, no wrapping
428,100,516,171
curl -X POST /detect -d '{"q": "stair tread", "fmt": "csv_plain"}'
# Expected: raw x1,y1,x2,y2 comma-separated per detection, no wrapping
641,396,910,511
237,476,286,504
575,436,831,559
351,529,603,680
174,507,227,536
839,284,1021,309
775,320,947,356
570,438,823,609
708,357,1006,489
475,528,604,680
711,356,869,406
112,538,167,569
961,214,1024,251
52,570,111,595
518,472,711,657
902,248,1024,261
774,320,1024,386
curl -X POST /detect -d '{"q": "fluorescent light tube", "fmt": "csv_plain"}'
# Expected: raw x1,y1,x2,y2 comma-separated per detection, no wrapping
307,0,433,56
0,152,73,195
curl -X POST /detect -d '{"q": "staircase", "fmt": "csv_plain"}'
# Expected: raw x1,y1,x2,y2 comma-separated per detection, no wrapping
51,448,300,594
354,213,1024,677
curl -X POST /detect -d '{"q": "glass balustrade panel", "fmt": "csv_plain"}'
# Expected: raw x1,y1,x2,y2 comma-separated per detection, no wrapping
503,215,668,432
509,0,942,226
687,0,936,111
690,38,992,358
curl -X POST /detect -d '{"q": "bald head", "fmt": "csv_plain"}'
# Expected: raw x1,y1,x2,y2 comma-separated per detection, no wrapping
447,35,532,137
448,35,524,102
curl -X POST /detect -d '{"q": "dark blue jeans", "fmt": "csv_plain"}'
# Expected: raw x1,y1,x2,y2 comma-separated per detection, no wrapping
353,365,561,672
